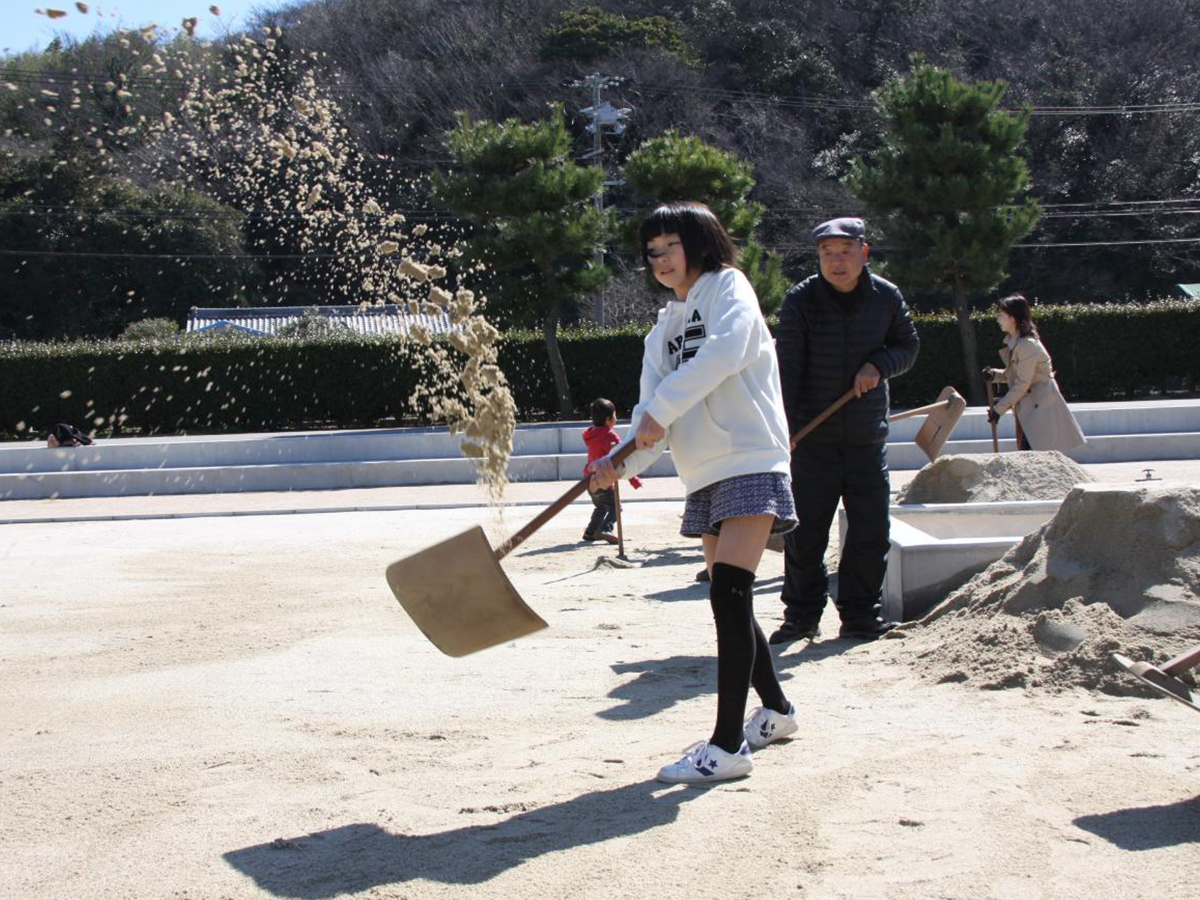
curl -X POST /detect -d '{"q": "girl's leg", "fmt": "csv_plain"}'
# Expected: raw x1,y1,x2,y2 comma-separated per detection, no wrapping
704,515,789,753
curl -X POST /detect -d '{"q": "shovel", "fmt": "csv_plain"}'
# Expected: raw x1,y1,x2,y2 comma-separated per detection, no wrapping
984,380,1000,452
1113,644,1200,714
386,441,639,657
613,480,627,560
791,385,966,463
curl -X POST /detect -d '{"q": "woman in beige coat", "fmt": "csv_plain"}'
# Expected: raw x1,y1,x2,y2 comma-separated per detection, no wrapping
983,294,1086,452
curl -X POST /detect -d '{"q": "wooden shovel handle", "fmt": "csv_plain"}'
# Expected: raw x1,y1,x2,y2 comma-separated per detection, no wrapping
1163,642,1200,677
791,387,966,450
494,440,639,561
888,398,952,422
985,380,1000,452
789,388,857,451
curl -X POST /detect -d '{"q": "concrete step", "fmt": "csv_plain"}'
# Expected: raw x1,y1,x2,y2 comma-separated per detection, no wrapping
0,451,680,501
2,400,1196,500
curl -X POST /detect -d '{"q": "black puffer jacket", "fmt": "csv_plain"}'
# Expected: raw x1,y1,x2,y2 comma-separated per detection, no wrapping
775,269,919,446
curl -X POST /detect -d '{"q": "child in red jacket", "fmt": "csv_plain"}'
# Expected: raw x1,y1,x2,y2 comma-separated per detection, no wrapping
582,398,641,543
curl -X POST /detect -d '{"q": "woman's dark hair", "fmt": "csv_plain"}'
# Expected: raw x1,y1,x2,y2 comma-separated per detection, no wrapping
590,397,616,427
998,294,1039,339
639,201,738,275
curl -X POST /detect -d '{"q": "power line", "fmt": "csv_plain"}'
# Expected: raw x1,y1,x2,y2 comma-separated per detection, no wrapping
1012,236,1200,248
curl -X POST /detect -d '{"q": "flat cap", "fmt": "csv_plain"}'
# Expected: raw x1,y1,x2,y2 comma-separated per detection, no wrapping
811,217,865,244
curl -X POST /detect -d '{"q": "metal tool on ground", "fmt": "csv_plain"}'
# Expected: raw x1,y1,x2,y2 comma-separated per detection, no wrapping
386,441,638,657
614,480,627,560
1113,643,1200,714
790,386,967,463
985,380,1000,453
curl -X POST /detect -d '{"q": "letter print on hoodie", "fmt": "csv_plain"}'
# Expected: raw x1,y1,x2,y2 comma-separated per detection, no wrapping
668,308,707,369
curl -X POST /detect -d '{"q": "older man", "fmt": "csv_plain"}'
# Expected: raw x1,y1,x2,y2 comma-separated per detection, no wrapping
771,218,919,643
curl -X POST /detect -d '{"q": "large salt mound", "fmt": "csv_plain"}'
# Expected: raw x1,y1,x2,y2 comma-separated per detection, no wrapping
896,451,1094,504
886,484,1200,695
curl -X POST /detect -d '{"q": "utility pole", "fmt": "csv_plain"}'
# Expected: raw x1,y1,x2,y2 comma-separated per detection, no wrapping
574,73,631,326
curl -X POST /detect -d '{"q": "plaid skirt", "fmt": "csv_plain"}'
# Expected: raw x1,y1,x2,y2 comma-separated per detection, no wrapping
680,472,798,538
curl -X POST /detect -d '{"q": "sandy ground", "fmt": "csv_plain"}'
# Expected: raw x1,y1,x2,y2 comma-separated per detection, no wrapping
3,465,1200,899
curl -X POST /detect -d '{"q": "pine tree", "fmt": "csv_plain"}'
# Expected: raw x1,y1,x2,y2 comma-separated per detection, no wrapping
847,58,1040,403
435,105,609,418
621,131,787,313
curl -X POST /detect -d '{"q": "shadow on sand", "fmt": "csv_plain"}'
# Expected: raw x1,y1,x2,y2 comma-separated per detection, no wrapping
224,779,701,898
599,636,857,721
1073,795,1200,850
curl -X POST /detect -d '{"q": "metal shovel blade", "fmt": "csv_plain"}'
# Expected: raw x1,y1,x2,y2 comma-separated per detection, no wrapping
386,525,548,658
1113,653,1200,714
913,386,966,462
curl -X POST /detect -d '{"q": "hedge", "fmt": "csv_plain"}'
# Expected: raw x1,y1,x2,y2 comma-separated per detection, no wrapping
1,300,1197,440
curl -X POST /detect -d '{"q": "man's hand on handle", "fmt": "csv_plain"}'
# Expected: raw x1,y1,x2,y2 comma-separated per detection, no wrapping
853,362,881,397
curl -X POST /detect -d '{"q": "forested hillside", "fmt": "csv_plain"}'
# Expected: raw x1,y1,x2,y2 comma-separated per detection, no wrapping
3,0,1199,339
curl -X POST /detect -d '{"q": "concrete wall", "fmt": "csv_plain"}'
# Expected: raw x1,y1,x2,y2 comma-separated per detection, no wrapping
2,399,1197,500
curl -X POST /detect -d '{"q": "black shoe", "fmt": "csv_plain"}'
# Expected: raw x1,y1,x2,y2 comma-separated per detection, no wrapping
695,568,710,583
769,619,820,645
838,619,898,641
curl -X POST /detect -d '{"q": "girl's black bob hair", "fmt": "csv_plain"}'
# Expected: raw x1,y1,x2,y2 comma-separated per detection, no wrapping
639,201,739,275
997,293,1039,339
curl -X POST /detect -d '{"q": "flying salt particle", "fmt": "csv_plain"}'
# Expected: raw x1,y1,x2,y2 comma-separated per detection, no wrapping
59,389,72,398
429,286,452,307
376,240,399,255
398,257,431,282
210,5,221,14
181,16,197,36
4,84,17,92
412,223,429,236
75,1,87,11
273,136,298,159
39,9,69,19
363,198,382,216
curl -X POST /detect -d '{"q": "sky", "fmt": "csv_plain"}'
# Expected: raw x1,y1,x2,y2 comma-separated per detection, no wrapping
3,2,259,57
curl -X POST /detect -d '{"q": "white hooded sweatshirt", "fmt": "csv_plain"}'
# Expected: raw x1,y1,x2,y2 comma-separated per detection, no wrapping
617,266,792,493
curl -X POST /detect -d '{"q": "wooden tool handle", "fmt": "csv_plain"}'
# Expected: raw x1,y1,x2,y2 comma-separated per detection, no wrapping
888,398,952,422
1163,642,1200,677
789,388,857,451
985,380,1000,452
494,440,639,560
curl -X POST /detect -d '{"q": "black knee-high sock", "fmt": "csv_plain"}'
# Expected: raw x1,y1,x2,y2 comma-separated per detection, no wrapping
709,562,758,753
750,619,789,714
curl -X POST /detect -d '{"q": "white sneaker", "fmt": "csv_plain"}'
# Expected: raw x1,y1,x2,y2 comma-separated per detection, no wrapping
656,740,753,784
743,703,799,750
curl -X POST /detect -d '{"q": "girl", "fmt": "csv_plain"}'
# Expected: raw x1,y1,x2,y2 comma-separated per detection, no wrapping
589,202,799,784
983,294,1085,452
